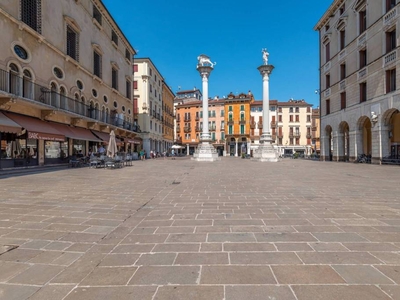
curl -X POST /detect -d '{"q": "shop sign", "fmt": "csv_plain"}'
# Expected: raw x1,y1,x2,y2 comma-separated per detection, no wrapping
28,131,65,142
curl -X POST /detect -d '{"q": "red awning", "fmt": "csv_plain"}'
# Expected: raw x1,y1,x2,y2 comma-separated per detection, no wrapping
0,111,22,134
91,131,122,144
51,123,102,142
5,112,65,142
124,138,142,144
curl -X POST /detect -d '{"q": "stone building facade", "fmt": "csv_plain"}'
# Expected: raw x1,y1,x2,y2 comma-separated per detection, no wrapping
315,0,400,163
162,82,175,152
0,0,138,169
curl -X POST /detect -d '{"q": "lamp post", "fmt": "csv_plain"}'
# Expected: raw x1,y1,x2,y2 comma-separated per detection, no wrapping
192,54,219,161
252,49,279,162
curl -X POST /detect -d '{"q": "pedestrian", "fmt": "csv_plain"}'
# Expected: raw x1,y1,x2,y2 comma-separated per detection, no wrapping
139,149,144,161
150,150,153,159
144,150,147,160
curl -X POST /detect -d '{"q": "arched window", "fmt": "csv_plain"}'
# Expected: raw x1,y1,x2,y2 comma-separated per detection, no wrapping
95,102,100,120
50,82,60,107
60,86,67,110
101,106,106,123
9,63,20,95
22,69,33,99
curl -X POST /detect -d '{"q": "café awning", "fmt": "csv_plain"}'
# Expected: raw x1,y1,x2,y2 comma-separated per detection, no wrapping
124,138,141,144
91,130,122,144
51,123,102,142
5,112,65,142
0,111,22,134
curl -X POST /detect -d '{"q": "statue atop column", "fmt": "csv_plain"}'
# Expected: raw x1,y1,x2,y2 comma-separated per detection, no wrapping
262,48,269,65
197,54,216,68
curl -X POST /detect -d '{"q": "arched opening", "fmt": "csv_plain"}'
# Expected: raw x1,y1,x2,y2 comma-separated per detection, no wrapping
325,125,333,161
50,82,59,107
80,96,86,116
60,86,67,110
22,69,33,99
385,109,400,158
339,121,350,161
101,106,106,123
358,117,372,156
9,63,20,95
94,102,100,120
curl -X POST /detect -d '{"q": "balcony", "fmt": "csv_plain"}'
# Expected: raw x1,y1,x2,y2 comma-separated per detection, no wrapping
174,137,182,144
239,119,246,124
227,119,234,125
250,122,256,129
270,121,276,129
312,126,317,131
195,126,202,132
384,6,397,27
277,133,283,138
357,32,367,48
271,134,276,141
258,123,263,129
184,117,191,122
184,126,191,133
306,133,312,139
195,116,200,121
176,128,181,133
358,67,367,80
0,68,140,132
294,132,300,138
209,125,216,131
384,49,397,67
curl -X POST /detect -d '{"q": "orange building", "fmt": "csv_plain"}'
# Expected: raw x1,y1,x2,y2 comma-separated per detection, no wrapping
224,92,254,156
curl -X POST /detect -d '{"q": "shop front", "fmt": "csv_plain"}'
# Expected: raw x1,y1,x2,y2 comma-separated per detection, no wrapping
2,112,66,168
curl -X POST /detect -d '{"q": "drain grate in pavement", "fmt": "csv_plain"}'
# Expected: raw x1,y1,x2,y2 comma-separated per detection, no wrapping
172,181,180,184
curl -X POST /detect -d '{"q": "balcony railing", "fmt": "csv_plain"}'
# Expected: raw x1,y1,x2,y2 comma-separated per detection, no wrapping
195,116,200,121
239,119,246,124
195,126,201,132
184,117,191,122
176,128,181,133
312,126,317,131
209,125,216,131
294,132,300,137
227,120,234,125
384,49,397,67
277,134,283,138
184,126,191,133
306,133,312,139
250,122,256,129
0,68,140,132
270,121,276,128
384,6,397,27
258,123,263,129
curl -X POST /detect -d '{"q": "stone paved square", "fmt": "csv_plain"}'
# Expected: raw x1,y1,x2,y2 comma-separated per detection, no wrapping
0,158,399,299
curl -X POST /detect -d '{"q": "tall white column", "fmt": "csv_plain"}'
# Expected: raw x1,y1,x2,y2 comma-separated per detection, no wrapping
201,72,210,140
192,54,219,161
262,71,270,137
252,49,279,162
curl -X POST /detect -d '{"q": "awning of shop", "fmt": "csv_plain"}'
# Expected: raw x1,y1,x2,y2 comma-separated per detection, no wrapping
5,112,65,142
124,138,141,144
51,123,102,142
0,111,22,134
91,130,122,144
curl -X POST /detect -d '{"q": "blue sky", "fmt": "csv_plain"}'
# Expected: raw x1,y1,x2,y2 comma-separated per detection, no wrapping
103,0,332,107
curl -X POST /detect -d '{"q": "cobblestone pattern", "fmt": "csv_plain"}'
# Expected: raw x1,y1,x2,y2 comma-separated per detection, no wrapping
0,159,399,299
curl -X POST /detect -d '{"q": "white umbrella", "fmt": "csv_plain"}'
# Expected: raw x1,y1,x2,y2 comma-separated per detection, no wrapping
171,144,184,149
107,130,118,158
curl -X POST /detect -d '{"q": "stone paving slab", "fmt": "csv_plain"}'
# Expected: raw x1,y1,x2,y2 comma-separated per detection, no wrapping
0,158,400,299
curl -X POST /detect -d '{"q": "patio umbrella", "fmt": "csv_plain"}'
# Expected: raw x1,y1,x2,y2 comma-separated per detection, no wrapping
171,144,184,149
107,130,118,158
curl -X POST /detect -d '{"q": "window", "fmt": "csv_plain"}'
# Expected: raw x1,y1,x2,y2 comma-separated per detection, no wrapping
359,49,367,69
307,107,311,113
386,28,396,53
360,82,367,103
67,25,79,61
93,4,102,25
278,107,282,113
112,68,118,90
126,80,131,99
326,99,331,115
289,115,293,122
289,107,293,113
240,125,245,134
340,92,347,109
295,115,299,122
339,4,345,15
221,110,224,117
339,29,345,50
93,51,102,78
307,115,311,122
14,45,29,60
325,42,330,62
133,64,138,72
387,0,396,12
111,30,118,45
53,67,64,79
340,63,346,81
229,125,233,135
295,107,299,113
133,81,138,89
240,105,244,111
326,74,331,88
125,49,131,61
221,132,225,140
386,68,396,93
278,115,282,122
359,9,366,34
229,106,232,112
20,0,41,33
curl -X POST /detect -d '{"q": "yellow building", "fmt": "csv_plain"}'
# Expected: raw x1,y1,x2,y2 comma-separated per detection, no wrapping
224,92,254,157
312,108,321,155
